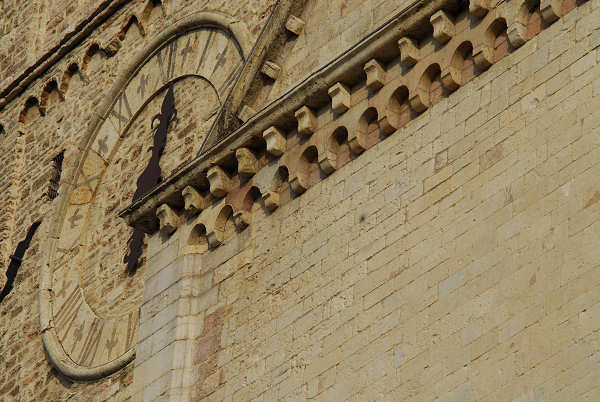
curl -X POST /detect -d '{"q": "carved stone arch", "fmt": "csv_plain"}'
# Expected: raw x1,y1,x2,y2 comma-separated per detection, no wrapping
208,204,234,247
319,125,349,174
347,106,378,155
185,221,209,254
59,61,84,94
226,185,260,230
291,145,319,194
480,18,510,66
40,11,253,381
39,79,63,115
273,165,290,192
443,41,475,90
381,85,412,134
242,186,262,212
81,42,105,71
508,0,541,47
119,13,146,41
261,165,289,211
411,63,444,113
19,96,42,124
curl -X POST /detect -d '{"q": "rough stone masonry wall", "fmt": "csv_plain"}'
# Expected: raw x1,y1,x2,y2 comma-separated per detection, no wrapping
162,1,600,400
0,1,275,400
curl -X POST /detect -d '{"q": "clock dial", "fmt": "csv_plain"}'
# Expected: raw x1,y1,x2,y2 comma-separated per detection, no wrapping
44,27,243,376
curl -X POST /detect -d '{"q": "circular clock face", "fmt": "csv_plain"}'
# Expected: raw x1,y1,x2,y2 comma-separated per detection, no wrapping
45,27,242,374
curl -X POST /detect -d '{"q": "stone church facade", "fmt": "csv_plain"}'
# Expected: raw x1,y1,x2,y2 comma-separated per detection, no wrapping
0,0,599,400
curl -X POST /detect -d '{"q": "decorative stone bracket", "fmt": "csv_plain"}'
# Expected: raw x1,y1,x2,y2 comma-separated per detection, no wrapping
156,204,180,235
328,83,351,114
295,106,317,138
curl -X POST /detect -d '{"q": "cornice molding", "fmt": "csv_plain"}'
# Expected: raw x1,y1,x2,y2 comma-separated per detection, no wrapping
119,0,461,228
119,0,579,243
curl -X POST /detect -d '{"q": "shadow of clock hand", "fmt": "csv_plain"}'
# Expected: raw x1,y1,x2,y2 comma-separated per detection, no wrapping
124,84,177,274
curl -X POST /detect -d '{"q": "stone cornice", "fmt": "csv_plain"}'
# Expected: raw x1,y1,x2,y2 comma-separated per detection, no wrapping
119,0,459,229
0,0,131,110
120,0,573,239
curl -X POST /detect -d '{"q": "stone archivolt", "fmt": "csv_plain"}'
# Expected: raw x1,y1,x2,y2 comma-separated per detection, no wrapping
123,0,578,253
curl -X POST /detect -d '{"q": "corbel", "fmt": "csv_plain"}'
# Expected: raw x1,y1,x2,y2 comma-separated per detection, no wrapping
290,174,308,195
262,191,280,211
364,59,386,91
507,22,527,48
469,0,491,17
182,186,207,214
236,147,258,176
328,83,351,114
473,44,494,70
430,10,455,44
263,126,287,156
441,66,461,91
409,90,428,113
206,229,223,248
285,15,305,35
261,61,281,80
541,0,562,23
348,130,368,155
156,204,180,235
397,37,420,68
295,106,317,138
377,114,396,136
207,166,233,198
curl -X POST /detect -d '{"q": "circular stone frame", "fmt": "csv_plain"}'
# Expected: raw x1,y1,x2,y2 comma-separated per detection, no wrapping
39,11,251,381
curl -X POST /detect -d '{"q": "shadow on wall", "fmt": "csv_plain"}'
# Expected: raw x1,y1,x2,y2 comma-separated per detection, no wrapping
0,221,41,302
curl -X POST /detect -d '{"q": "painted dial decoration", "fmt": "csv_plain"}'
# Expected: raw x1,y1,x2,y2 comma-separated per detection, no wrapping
43,27,243,378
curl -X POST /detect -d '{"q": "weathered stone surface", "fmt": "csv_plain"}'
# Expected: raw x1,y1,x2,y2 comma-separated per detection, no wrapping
263,126,287,156
261,61,282,80
295,106,317,138
2,0,600,401
328,82,351,114
430,10,455,44
364,59,386,91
